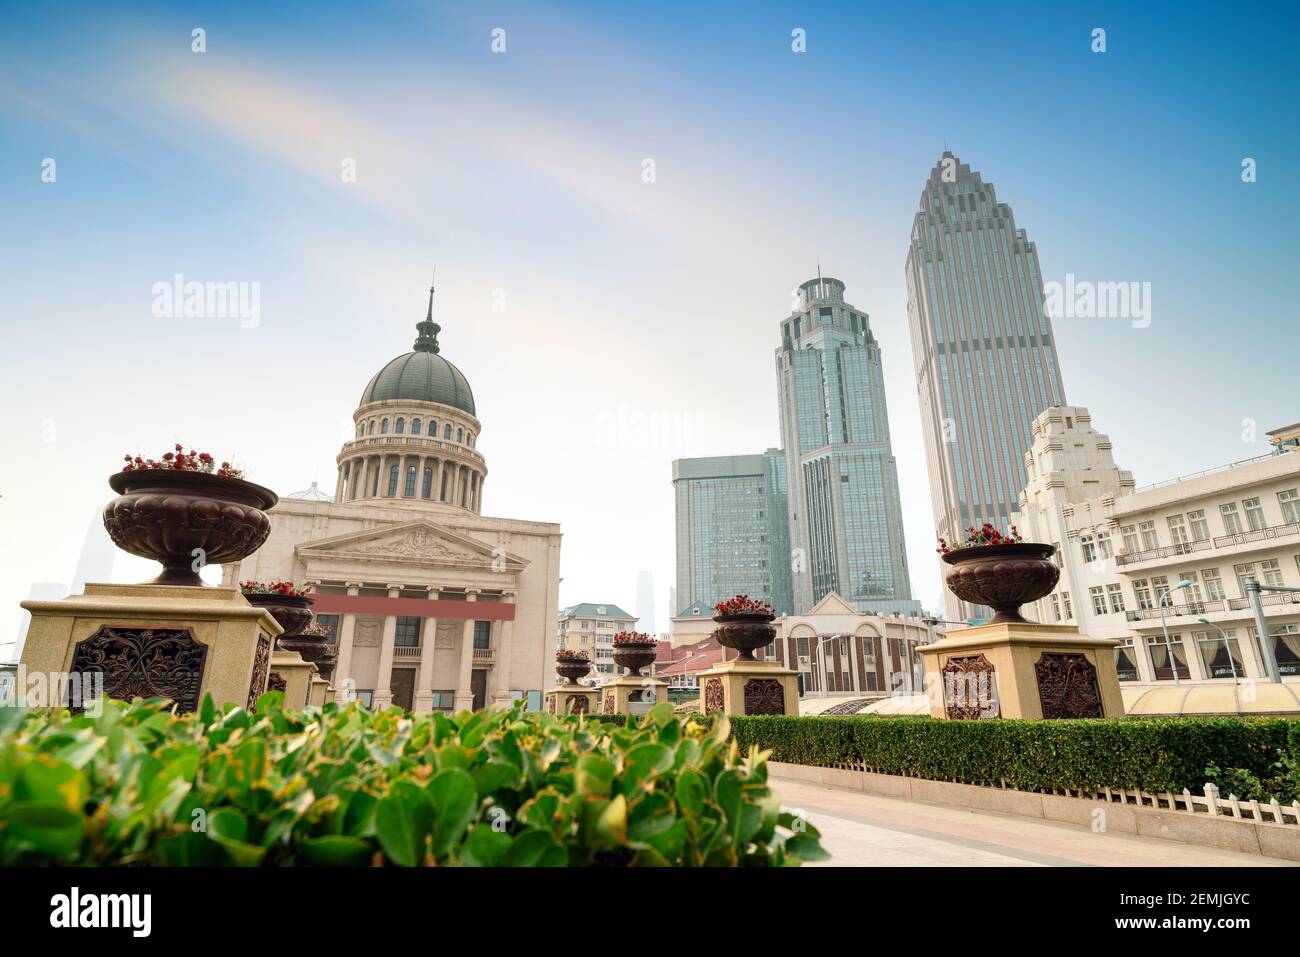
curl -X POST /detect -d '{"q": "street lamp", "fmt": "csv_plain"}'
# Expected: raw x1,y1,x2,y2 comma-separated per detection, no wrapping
1157,579,1194,686
1197,617,1239,682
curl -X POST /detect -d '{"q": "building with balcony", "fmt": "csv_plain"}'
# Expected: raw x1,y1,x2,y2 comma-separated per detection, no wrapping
223,283,561,712
556,602,637,680
1012,406,1300,695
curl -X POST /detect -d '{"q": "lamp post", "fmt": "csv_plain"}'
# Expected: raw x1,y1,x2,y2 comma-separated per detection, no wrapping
1244,579,1291,683
1197,617,1239,683
1157,579,1194,686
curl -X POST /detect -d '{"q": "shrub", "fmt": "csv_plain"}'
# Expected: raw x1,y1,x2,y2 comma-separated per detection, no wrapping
0,696,825,867
728,715,1300,795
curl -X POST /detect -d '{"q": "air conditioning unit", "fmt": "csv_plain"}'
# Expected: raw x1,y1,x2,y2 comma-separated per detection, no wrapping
798,656,810,668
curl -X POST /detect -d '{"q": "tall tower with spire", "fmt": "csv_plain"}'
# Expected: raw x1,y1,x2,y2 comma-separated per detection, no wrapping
905,152,1067,619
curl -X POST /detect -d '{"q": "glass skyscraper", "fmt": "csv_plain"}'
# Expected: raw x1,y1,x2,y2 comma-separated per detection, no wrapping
672,451,793,615
776,277,917,615
905,152,1067,618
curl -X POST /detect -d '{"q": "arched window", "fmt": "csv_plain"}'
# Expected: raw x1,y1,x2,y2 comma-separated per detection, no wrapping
429,420,437,437
443,424,452,439
380,418,389,434
467,433,474,448
367,420,375,435
403,465,416,497
395,417,405,434
456,428,464,443
422,467,433,498
387,465,398,496
411,418,421,436
356,424,363,438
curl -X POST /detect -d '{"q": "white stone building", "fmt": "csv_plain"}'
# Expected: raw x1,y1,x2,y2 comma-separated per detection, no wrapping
223,286,561,712
1012,406,1300,690
556,603,637,680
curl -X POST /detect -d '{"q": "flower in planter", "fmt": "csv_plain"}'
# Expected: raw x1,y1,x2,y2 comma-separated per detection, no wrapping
120,444,245,479
299,622,334,638
556,648,591,661
713,594,774,617
240,580,311,598
612,631,656,646
936,522,1023,555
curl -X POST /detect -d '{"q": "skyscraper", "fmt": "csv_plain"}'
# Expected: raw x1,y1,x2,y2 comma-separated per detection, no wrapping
905,152,1067,619
776,276,917,615
635,570,657,636
672,450,793,615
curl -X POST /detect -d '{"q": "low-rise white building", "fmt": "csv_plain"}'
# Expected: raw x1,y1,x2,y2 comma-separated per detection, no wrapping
1013,406,1300,691
556,603,637,679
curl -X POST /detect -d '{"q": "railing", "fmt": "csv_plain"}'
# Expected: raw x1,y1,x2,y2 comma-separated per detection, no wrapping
1227,592,1300,611
394,645,421,659
1126,600,1225,622
473,646,494,661
1213,521,1300,549
1131,452,1278,494
1116,539,1212,566
338,434,485,467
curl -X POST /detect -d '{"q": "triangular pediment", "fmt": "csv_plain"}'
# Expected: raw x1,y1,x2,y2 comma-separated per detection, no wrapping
806,591,859,617
296,521,528,570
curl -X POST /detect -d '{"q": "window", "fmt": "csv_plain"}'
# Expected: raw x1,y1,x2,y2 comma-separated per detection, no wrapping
468,434,475,448
380,418,389,434
1139,521,1159,550
1177,570,1204,604
1081,534,1096,563
1243,497,1266,531
411,418,422,435
387,465,399,496
431,690,457,711
1089,587,1106,616
1203,567,1225,600
1106,583,1125,613
473,620,491,650
1188,509,1210,542
1146,634,1190,681
1167,515,1189,551
444,424,452,439
1196,629,1243,679
1234,563,1257,595
1049,594,1061,622
395,417,405,434
1120,525,1139,554
1151,576,1170,606
1260,558,1284,587
797,636,810,658
429,420,437,436
457,428,464,443
1220,502,1243,534
422,467,433,498
315,614,340,643
1061,592,1072,620
394,617,421,647
1096,528,1112,559
367,420,375,435
1248,623,1300,676
403,465,416,497
1115,639,1139,682
1280,489,1300,524
1133,579,1153,610
355,690,374,708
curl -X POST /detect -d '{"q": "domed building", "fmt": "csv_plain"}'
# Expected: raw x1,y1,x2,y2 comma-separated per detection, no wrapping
223,283,561,713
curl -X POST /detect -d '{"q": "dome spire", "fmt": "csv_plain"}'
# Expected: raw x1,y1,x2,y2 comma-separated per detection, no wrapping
413,266,441,353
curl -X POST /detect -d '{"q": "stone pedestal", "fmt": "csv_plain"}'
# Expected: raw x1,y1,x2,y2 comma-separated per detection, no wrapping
599,674,671,716
916,621,1123,720
696,659,800,716
268,651,318,710
543,684,600,716
308,675,330,707
19,583,283,712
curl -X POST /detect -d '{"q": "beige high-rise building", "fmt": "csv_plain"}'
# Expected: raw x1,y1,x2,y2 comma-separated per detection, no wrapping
223,284,561,712
905,152,1067,620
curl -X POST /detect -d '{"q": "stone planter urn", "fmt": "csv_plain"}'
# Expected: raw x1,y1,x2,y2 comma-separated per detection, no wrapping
103,470,277,586
712,613,776,661
280,627,337,681
556,653,592,685
242,593,315,639
612,642,658,678
941,542,1059,623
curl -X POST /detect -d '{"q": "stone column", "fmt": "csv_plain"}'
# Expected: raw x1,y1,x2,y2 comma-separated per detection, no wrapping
371,584,401,709
436,458,446,502
491,592,516,704
414,607,438,713
334,464,345,502
332,582,363,703
453,589,480,712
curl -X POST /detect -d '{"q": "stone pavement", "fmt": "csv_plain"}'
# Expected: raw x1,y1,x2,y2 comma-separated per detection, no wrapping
772,777,1299,867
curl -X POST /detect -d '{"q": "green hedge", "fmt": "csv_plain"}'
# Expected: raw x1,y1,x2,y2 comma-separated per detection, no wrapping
0,697,825,866
729,715,1300,795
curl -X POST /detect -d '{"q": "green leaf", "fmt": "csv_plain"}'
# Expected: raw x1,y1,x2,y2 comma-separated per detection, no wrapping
376,781,435,866
298,835,373,866
15,756,85,812
5,802,84,859
501,829,566,867
207,808,266,866
575,753,614,798
461,824,512,867
783,832,830,862
594,793,627,846
675,768,707,817
470,761,519,796
428,768,477,857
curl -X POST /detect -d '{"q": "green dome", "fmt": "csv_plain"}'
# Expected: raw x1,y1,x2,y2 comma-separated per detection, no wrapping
360,350,476,415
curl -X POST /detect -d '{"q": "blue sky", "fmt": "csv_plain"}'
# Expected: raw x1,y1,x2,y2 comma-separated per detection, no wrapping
1,0,1297,646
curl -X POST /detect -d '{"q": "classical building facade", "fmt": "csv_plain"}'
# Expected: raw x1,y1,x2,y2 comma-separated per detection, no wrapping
777,276,917,615
555,603,637,680
672,452,793,615
905,152,1067,620
223,286,561,712
1013,406,1300,689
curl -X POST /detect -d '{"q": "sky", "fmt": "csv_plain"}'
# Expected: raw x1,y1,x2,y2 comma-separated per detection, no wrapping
1,0,1297,653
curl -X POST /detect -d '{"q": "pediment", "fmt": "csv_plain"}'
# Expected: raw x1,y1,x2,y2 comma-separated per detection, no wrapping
296,521,528,571
806,591,859,617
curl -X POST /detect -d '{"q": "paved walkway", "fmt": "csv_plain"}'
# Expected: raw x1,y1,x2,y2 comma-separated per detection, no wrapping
772,777,1298,867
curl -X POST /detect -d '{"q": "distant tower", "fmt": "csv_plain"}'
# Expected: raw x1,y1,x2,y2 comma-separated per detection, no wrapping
776,277,916,614
636,570,656,635
905,152,1067,619
69,511,116,594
